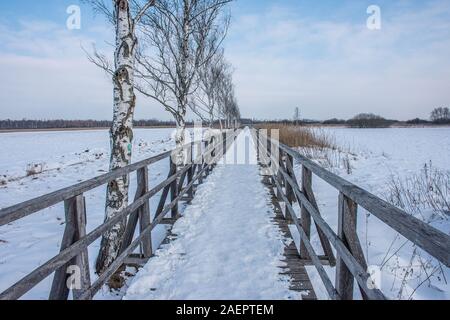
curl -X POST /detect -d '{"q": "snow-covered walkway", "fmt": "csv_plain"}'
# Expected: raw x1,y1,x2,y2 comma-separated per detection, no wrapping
124,129,301,300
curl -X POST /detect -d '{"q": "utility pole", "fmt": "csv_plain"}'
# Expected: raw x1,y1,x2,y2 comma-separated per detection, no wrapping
294,107,300,126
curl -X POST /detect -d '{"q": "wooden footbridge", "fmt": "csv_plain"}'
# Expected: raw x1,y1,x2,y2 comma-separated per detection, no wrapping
0,128,449,300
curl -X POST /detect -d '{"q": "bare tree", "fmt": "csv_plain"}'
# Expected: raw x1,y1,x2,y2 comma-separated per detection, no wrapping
135,0,231,165
84,0,155,275
430,107,450,124
215,64,240,128
190,50,228,127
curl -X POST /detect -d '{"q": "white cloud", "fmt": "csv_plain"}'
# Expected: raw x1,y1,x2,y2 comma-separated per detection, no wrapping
0,20,171,120
226,1,450,120
1,2,450,121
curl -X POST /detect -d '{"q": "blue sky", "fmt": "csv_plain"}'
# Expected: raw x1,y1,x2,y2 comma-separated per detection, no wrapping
1,0,449,120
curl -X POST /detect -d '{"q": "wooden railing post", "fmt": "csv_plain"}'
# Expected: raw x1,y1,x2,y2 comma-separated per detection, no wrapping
137,167,152,258
204,140,210,176
121,166,152,259
267,133,272,182
50,194,90,300
300,166,337,266
198,141,204,184
285,154,295,205
300,166,312,259
256,129,260,162
280,149,296,224
336,192,356,300
336,192,369,300
187,143,194,199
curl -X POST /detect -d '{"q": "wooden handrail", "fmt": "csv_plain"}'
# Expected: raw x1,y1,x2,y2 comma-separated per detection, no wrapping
265,133,450,268
0,150,173,226
255,130,450,300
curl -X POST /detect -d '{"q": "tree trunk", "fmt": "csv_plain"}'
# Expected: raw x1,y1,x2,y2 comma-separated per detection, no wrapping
174,111,187,167
96,0,137,275
173,0,190,169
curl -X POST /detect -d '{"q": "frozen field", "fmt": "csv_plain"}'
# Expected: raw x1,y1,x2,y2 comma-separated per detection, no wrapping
0,128,179,299
294,127,450,300
0,127,449,300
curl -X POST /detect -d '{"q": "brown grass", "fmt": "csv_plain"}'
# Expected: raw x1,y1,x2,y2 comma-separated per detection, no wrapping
256,124,337,149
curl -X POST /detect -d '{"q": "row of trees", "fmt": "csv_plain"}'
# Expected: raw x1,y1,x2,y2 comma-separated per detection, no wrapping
85,0,240,274
0,119,186,130
322,108,450,128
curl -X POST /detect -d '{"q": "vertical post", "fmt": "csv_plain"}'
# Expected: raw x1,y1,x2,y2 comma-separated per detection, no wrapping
300,166,312,259
285,154,295,205
198,141,204,184
256,129,260,162
50,195,91,300
280,150,295,224
336,192,357,300
204,140,210,176
137,167,152,259
73,195,91,300
276,150,284,201
187,143,194,199
170,157,179,219
222,132,227,161
267,133,272,183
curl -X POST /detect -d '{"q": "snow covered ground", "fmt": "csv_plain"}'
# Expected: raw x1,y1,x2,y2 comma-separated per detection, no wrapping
0,127,449,300
0,128,178,299
125,129,300,300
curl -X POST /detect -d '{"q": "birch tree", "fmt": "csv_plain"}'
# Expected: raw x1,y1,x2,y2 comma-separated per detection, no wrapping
135,0,231,166
84,0,155,275
214,64,240,128
190,51,228,128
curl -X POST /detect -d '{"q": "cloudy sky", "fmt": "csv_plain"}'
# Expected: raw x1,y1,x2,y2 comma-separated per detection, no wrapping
0,0,449,121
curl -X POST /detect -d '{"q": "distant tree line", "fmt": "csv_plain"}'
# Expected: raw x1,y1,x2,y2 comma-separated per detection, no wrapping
0,119,187,130
2,108,449,130
246,107,450,128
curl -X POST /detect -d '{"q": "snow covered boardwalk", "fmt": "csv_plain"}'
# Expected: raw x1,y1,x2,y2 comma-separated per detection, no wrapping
124,129,309,300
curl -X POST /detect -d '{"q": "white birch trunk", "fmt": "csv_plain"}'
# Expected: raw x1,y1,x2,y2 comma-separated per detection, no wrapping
96,0,137,275
173,0,190,169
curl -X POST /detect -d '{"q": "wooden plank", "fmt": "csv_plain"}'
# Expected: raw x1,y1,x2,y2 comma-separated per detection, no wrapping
49,198,77,300
295,188,386,300
138,168,152,259
261,173,317,301
301,166,336,266
170,159,179,219
270,176,339,300
49,195,91,300
340,193,369,300
73,196,91,300
120,167,148,255
300,167,312,260
261,144,336,267
0,150,173,226
336,193,355,300
155,165,176,218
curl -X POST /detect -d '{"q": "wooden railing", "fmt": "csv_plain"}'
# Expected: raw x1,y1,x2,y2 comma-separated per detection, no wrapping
253,129,450,300
0,130,238,300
